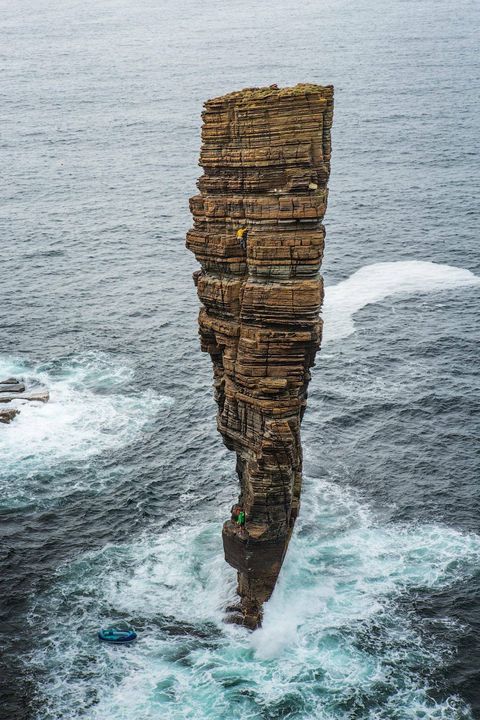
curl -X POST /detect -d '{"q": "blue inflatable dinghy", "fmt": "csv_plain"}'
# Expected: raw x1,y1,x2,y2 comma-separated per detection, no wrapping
98,621,137,643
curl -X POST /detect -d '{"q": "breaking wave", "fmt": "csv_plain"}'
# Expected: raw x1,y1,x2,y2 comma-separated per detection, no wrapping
0,352,173,507
323,261,480,344
15,260,480,718
29,477,478,719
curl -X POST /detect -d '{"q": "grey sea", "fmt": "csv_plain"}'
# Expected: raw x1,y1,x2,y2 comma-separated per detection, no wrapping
1,0,479,718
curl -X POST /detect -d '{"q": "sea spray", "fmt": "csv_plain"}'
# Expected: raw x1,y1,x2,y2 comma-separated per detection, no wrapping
28,477,478,720
0,352,173,508
19,262,480,719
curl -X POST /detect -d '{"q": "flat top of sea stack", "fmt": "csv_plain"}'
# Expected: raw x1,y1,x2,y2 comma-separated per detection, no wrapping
205,83,334,108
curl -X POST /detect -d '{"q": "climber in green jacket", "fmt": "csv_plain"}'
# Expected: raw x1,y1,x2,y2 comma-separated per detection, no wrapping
237,510,245,526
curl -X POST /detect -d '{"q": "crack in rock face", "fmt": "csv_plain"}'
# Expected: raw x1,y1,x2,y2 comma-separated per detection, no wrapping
186,84,334,628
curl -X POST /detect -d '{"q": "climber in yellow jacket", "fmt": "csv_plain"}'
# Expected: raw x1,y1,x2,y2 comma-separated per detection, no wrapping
236,226,248,251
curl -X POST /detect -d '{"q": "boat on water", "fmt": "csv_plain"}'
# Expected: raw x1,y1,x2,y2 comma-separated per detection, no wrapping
98,621,137,643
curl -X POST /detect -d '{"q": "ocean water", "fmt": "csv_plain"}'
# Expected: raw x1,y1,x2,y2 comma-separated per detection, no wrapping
1,0,479,718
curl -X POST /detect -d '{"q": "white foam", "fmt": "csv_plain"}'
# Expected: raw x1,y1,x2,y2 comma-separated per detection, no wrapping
0,352,173,504
100,522,234,624
323,260,480,343
253,480,480,660
29,478,479,720
20,261,480,717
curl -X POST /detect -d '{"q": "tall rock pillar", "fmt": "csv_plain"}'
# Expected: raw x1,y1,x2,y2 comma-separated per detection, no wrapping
187,84,334,628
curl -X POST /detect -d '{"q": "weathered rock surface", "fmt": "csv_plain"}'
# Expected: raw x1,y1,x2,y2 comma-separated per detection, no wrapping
0,377,49,421
0,382,26,394
187,84,334,628
0,391,50,404
0,408,19,424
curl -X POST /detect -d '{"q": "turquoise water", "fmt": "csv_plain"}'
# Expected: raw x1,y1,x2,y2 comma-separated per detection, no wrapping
2,0,480,716
28,477,479,719
12,262,479,720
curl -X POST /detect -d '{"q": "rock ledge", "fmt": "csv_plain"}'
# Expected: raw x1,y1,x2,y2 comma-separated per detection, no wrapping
0,377,49,423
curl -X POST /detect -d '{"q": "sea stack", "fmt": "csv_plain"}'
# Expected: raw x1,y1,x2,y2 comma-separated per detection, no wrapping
187,84,334,628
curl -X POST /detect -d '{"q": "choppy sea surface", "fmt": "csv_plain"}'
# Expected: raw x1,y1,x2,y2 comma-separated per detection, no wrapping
1,0,479,718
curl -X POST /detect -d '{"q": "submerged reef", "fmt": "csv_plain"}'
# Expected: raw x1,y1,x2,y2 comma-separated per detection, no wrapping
187,84,334,628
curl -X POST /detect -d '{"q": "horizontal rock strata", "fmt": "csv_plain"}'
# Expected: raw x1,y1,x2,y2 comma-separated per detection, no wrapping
187,84,333,628
0,377,49,422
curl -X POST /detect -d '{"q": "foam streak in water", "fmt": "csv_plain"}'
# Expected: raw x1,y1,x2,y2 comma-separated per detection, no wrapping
323,261,480,344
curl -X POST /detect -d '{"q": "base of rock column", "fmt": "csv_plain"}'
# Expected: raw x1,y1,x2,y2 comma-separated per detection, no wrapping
222,520,288,628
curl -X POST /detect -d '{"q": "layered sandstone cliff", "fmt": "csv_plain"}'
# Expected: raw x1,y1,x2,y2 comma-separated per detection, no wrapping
186,84,334,628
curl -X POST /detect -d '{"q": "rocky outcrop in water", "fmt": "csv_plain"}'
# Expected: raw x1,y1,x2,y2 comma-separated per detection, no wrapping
187,84,334,628
0,377,49,423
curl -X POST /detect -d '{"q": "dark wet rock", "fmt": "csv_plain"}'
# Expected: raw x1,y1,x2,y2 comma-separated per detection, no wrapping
0,373,49,426
0,408,20,424
225,603,243,614
0,382,25,393
224,612,245,626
